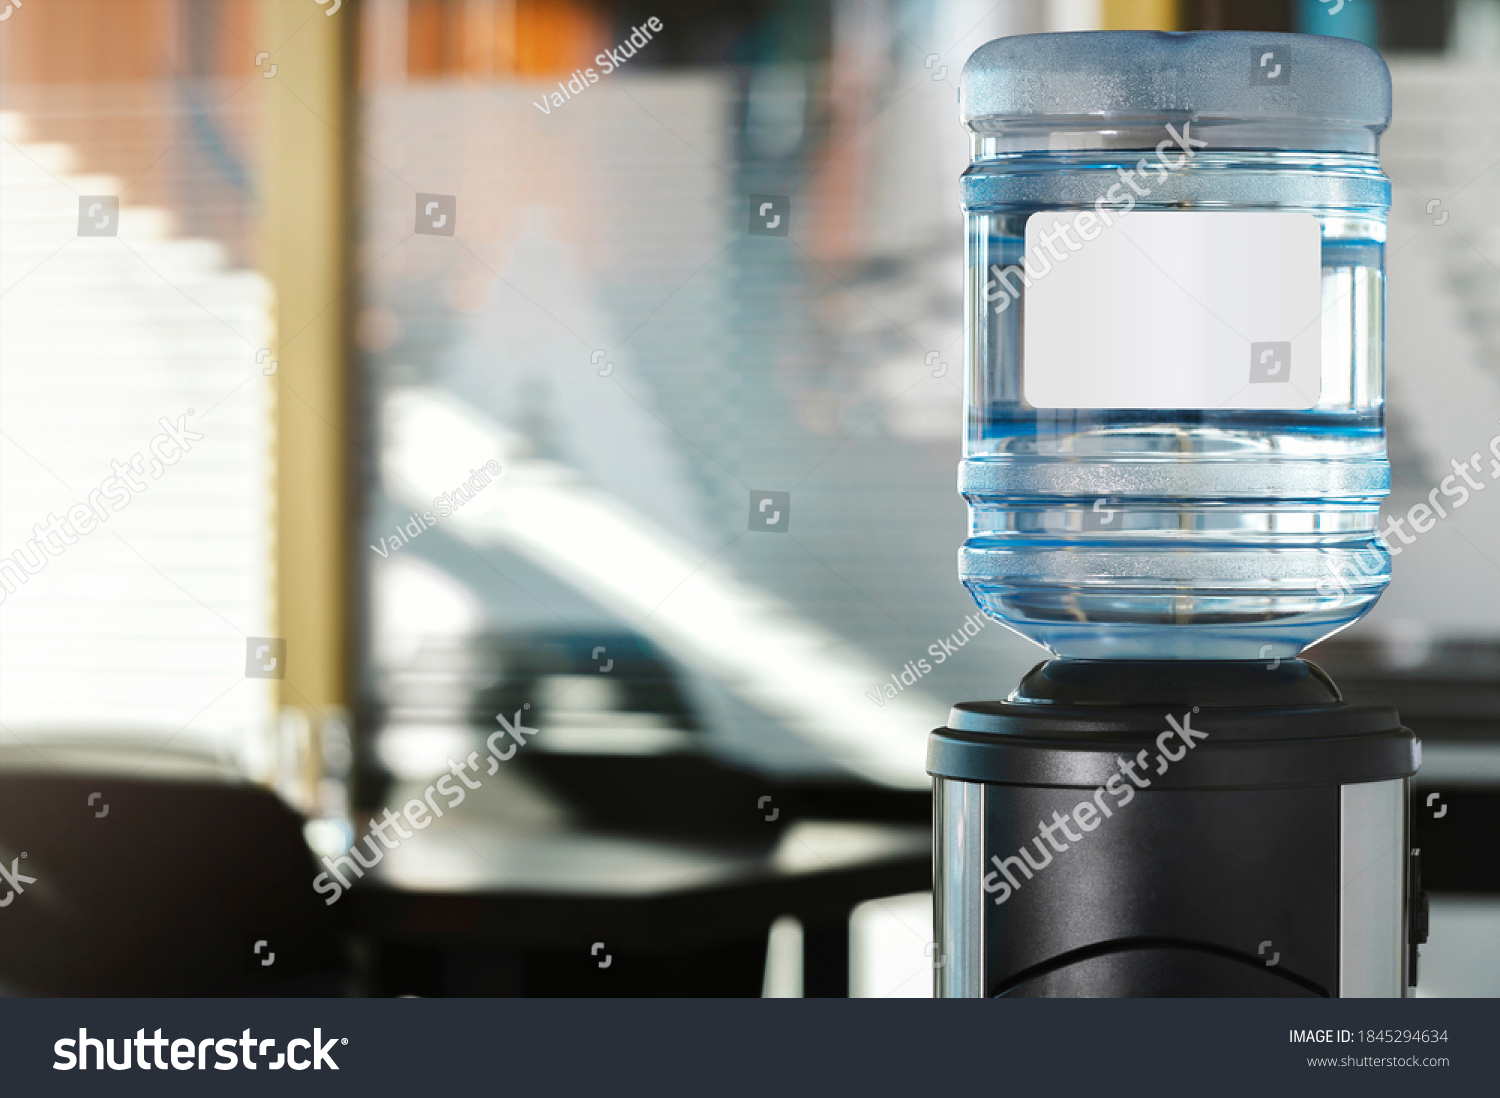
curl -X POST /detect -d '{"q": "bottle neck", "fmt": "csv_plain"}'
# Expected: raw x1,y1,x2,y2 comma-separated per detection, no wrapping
967,115,1382,160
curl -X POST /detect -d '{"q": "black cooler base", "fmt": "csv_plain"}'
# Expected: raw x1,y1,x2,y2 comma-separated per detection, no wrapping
928,660,1423,998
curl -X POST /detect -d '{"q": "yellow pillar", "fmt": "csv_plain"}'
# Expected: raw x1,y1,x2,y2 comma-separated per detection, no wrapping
260,0,357,795
1101,0,1181,30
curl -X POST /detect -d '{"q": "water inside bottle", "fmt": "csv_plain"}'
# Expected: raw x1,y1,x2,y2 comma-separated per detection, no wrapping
961,150,1390,660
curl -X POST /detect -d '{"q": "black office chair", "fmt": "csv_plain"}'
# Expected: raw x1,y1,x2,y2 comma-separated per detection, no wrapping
0,762,344,996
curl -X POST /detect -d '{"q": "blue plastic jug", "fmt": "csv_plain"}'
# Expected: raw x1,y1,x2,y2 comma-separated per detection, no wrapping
959,31,1393,660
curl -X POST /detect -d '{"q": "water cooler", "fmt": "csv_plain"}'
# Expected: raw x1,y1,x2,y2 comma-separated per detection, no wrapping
930,31,1425,998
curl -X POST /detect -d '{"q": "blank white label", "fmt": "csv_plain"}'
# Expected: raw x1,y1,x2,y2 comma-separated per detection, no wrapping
1020,210,1323,410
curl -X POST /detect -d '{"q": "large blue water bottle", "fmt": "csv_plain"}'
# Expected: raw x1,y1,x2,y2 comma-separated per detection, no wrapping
959,31,1392,660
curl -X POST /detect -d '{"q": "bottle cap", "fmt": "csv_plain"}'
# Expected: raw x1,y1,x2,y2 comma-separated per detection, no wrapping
962,31,1391,153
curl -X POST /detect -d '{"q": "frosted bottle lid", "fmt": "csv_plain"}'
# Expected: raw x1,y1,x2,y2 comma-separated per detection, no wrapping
961,31,1391,153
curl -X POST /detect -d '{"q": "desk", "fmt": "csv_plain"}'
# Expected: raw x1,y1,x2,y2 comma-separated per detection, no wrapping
352,819,930,996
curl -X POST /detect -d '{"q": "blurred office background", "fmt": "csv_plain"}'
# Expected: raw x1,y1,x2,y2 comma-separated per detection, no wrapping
1,0,1497,997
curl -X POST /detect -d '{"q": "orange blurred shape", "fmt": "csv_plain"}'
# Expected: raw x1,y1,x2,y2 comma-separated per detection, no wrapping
406,0,609,79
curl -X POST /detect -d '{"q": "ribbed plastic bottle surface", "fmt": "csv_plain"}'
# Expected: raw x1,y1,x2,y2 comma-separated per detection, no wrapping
958,32,1393,660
